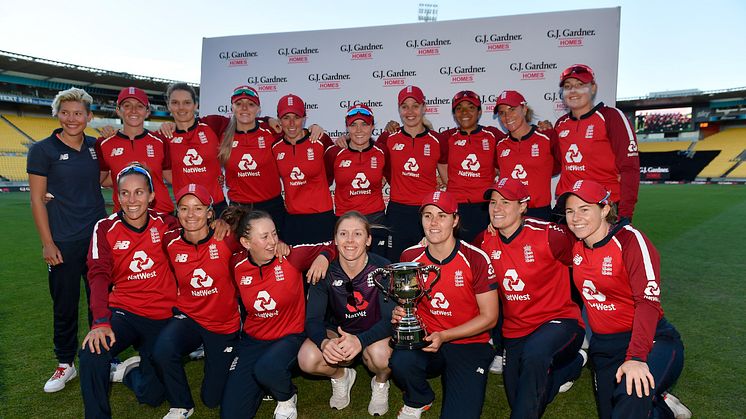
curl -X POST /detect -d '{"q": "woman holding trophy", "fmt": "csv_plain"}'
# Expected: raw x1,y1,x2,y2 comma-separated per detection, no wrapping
387,190,498,419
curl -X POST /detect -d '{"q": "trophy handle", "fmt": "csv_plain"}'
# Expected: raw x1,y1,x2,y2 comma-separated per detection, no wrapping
419,265,441,300
368,267,393,301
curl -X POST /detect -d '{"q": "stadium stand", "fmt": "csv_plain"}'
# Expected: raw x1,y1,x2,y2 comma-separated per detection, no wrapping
0,117,31,152
638,141,693,153
0,155,28,182
693,128,746,178
3,114,100,141
726,162,746,178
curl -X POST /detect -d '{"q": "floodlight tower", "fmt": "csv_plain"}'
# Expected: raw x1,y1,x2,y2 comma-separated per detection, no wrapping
418,3,438,22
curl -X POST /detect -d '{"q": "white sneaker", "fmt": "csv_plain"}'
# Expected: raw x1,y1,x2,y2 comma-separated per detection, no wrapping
273,393,298,419
489,355,503,374
578,348,588,367
558,380,574,393
368,377,390,416
110,355,140,383
43,363,77,393
663,393,692,419
163,407,194,418
329,367,357,410
188,344,205,360
398,403,432,419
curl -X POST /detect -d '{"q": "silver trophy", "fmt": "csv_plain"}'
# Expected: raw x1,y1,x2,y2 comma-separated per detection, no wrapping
368,262,441,349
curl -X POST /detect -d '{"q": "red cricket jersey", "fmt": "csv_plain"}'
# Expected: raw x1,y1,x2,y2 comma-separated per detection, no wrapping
87,210,178,328
231,242,335,340
324,140,386,216
495,127,559,208
165,229,240,334
378,129,447,206
167,121,226,204
440,126,498,204
272,132,334,214
554,103,640,218
96,131,174,214
220,124,282,204
400,241,497,344
476,219,582,338
571,224,664,361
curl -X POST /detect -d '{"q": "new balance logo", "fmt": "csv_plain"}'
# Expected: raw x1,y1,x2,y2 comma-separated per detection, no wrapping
111,148,124,156
339,159,352,168
392,143,405,151
112,241,130,250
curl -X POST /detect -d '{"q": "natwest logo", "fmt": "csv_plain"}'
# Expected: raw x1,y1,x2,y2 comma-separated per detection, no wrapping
405,38,452,56
278,46,320,64
340,43,384,60
372,69,417,87
218,50,258,67
547,27,597,48
308,72,351,90
440,65,486,84
474,33,523,52
247,75,289,93
509,61,558,81
190,268,214,289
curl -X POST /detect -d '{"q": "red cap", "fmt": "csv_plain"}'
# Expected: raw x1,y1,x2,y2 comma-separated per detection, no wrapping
494,90,526,114
277,94,306,117
117,87,149,107
556,180,610,211
175,183,213,206
483,177,530,203
559,64,595,86
452,90,481,111
398,85,425,105
231,85,260,105
420,190,458,214
345,104,374,125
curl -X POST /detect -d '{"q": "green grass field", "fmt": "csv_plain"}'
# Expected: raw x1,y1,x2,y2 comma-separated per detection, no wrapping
1,184,745,418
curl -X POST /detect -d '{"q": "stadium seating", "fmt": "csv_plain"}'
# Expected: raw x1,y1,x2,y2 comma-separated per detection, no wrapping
694,128,746,178
0,117,30,152
725,162,746,179
3,114,100,141
638,141,693,153
0,155,28,182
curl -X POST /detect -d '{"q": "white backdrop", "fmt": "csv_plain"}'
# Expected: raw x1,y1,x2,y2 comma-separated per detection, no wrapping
200,7,620,136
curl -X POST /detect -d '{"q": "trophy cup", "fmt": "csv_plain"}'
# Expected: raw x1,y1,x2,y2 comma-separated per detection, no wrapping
368,262,441,349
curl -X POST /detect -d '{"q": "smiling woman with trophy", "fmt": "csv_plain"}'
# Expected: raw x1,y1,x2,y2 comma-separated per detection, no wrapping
386,190,499,419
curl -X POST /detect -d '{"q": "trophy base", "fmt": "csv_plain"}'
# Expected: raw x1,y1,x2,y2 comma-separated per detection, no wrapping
390,339,431,350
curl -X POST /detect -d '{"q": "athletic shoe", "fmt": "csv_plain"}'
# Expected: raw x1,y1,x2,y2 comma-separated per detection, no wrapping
329,367,357,410
43,363,77,393
663,393,692,419
188,344,205,360
397,403,432,419
558,380,574,393
110,355,140,383
162,407,194,418
489,355,503,374
273,393,298,419
263,394,275,401
578,348,588,367
368,377,390,416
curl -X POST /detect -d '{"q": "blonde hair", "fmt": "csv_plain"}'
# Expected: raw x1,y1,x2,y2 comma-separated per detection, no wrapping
51,87,93,117
217,115,238,164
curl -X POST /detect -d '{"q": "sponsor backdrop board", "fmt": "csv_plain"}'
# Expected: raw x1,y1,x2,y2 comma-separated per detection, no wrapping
200,7,620,137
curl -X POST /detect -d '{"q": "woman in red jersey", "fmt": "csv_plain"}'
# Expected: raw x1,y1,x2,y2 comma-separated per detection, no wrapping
273,93,335,245
476,178,585,419
554,64,640,222
495,90,560,222
220,207,334,419
325,104,389,256
390,190,497,419
80,164,178,418
151,184,240,419
96,87,174,214
559,180,690,419
378,86,447,259
163,83,228,216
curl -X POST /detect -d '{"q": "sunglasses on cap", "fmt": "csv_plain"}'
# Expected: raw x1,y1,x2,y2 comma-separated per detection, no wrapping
453,90,480,100
561,65,593,80
346,107,373,117
232,88,258,97
116,164,154,191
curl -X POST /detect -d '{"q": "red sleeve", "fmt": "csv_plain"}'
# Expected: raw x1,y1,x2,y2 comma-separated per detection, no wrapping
200,115,231,137
287,242,338,271
620,228,664,362
601,106,640,219
87,219,113,329
469,246,498,294
435,131,448,165
160,136,171,170
376,132,392,181
471,230,486,248
540,128,562,176
324,146,340,185
483,125,505,138
546,223,575,265
318,133,334,149
95,138,109,171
